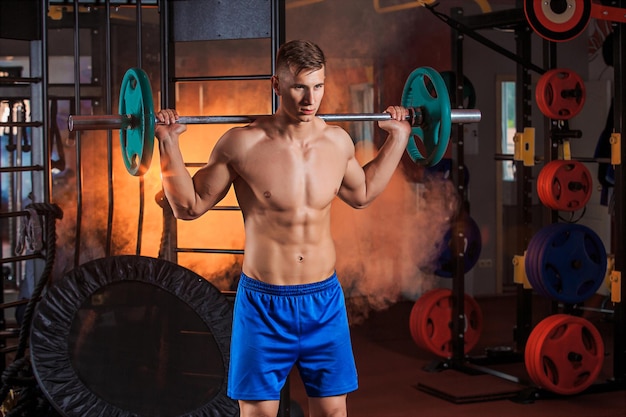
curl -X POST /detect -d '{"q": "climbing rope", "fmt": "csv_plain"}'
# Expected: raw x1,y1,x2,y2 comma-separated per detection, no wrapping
0,203,63,417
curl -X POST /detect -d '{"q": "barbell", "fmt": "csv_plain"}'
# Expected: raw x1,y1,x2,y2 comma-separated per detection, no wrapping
68,67,482,176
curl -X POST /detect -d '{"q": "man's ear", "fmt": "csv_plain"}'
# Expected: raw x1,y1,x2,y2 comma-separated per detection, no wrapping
271,75,280,96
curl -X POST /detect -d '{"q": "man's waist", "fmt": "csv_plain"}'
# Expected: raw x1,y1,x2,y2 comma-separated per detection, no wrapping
238,271,339,295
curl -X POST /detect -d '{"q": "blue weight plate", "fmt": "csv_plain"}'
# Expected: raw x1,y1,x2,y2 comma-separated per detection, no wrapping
425,158,470,187
119,68,155,176
525,230,542,294
526,225,556,298
434,215,482,278
528,223,607,303
527,224,575,299
402,67,452,167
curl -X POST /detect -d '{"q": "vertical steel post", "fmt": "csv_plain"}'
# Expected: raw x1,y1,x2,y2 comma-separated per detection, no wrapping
72,0,83,267
159,0,179,263
450,6,467,366
513,23,534,352
612,0,626,383
104,0,115,257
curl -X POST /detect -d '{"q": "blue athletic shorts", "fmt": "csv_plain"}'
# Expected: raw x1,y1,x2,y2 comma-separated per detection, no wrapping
227,272,358,400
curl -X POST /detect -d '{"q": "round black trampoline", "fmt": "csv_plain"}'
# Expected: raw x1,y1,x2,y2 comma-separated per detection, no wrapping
30,255,238,417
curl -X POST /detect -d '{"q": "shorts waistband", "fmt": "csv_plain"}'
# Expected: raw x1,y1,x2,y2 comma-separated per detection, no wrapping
239,271,338,296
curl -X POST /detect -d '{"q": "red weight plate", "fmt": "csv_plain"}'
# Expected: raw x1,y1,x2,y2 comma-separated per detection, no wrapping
542,315,604,394
410,292,428,347
534,0,585,32
550,161,592,210
409,289,448,350
419,292,456,357
525,0,592,42
409,290,431,348
525,314,604,395
538,160,566,210
409,289,483,358
525,315,563,385
537,161,559,209
536,69,586,120
526,315,576,390
542,317,603,394
411,289,456,356
537,160,593,211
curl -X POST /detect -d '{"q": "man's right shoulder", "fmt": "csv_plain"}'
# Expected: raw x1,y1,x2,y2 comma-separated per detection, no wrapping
218,124,267,152
224,123,266,140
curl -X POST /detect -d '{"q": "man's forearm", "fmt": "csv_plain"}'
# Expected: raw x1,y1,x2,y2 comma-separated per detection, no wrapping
362,132,408,200
159,139,199,219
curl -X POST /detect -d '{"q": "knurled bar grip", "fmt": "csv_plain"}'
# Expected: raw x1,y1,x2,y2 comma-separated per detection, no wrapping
67,108,481,131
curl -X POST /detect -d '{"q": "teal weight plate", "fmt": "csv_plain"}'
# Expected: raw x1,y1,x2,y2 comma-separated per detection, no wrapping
119,68,155,176
401,67,452,166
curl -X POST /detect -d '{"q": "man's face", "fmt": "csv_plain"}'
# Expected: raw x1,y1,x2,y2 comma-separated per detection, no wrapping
273,65,325,122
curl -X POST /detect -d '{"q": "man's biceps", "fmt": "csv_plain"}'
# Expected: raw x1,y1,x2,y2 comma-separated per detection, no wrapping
339,176,357,192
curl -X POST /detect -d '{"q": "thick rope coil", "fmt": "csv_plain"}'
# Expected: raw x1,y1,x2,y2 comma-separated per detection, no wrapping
14,208,43,256
0,204,62,415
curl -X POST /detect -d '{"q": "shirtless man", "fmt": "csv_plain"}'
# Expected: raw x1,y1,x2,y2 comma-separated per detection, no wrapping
155,39,411,417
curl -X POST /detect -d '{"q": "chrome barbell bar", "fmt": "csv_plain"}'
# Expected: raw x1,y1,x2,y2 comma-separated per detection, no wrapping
68,108,481,131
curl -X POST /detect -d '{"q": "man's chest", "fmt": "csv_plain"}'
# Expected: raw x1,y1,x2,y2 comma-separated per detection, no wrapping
235,144,347,209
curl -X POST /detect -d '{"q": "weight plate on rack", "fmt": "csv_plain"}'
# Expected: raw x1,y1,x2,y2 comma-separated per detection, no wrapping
535,68,586,120
433,214,482,278
409,288,483,358
524,0,592,42
525,314,604,395
525,223,607,304
537,160,592,211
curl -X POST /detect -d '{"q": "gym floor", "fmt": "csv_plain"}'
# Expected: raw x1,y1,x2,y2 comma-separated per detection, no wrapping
288,294,625,417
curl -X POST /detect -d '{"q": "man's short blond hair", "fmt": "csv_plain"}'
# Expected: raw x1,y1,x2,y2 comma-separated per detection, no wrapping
275,40,326,76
